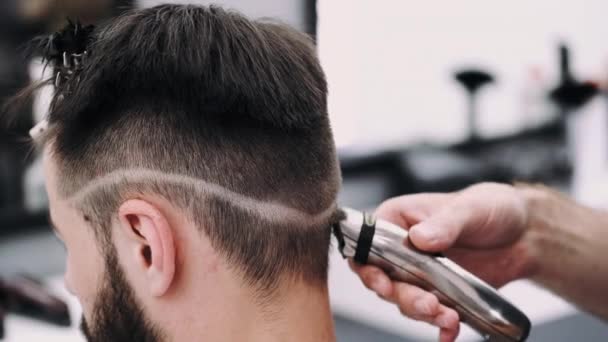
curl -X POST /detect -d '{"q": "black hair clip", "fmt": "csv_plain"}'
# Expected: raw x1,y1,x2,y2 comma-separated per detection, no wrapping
31,19,95,89
25,19,95,138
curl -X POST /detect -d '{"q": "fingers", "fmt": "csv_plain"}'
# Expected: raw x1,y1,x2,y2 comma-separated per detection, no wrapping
349,261,392,297
374,193,453,229
439,319,460,342
408,210,464,252
393,282,439,320
374,193,464,253
391,283,460,334
349,262,433,318
436,306,460,341
350,261,461,335
407,196,484,252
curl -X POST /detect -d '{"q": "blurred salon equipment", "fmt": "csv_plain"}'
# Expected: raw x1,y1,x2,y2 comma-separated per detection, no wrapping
0,274,71,339
338,42,601,209
0,1,39,228
454,68,495,143
549,44,599,121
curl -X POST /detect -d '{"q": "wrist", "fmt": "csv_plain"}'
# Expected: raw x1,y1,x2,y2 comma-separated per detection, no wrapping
512,184,608,317
514,183,550,280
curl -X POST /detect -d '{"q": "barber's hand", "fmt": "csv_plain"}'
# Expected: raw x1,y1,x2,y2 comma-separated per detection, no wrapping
350,183,532,342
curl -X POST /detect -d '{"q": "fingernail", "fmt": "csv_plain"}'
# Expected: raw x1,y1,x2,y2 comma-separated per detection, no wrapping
413,298,433,316
412,224,438,243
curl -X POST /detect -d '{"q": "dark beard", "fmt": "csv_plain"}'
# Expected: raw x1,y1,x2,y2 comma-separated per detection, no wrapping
80,249,163,342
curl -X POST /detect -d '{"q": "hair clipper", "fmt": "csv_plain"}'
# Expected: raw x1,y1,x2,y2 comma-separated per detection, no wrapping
334,208,531,342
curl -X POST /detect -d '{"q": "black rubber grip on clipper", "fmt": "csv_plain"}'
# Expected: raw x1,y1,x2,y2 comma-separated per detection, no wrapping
354,213,376,264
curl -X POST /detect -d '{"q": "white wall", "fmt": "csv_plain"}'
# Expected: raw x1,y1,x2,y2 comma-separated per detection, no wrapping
318,0,608,148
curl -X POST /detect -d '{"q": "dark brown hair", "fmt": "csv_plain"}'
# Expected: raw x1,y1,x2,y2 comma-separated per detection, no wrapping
38,4,341,297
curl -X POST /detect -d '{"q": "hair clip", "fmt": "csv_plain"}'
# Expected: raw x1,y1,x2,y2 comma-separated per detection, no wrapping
72,52,86,68
62,51,70,68
55,72,62,88
29,19,95,90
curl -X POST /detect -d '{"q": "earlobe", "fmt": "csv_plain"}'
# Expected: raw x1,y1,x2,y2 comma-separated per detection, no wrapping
118,200,176,297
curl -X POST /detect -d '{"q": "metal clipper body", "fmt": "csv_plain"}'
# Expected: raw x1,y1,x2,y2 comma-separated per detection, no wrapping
334,207,531,342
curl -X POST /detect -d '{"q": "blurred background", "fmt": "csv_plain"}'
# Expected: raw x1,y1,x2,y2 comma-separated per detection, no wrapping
1,0,608,341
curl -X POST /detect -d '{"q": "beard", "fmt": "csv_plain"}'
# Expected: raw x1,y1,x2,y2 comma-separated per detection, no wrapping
80,248,163,342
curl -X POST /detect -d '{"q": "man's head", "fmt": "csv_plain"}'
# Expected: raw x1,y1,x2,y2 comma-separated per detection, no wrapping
38,4,340,341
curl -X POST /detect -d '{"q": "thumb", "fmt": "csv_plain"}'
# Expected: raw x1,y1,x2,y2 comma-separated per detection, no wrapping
408,203,474,252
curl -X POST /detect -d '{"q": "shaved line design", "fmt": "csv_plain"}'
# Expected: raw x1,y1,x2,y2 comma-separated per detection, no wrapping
67,168,337,225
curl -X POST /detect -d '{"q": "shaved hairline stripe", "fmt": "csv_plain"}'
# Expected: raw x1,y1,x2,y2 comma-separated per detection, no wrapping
67,168,337,225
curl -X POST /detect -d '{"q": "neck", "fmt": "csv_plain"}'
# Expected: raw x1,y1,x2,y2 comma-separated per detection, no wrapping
244,282,336,342
164,277,335,342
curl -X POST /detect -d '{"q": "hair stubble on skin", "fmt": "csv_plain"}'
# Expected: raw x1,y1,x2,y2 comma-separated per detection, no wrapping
80,245,163,342
68,166,342,298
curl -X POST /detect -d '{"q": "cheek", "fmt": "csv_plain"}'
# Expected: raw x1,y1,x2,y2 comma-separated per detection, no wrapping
63,239,105,316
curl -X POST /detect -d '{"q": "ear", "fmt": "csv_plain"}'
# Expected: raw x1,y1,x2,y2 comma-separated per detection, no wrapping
117,199,176,297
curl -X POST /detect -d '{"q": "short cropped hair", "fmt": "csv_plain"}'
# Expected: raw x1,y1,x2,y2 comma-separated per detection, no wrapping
38,4,341,296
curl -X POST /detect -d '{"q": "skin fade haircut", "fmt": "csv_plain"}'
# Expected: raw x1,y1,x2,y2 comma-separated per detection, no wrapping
34,4,342,296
